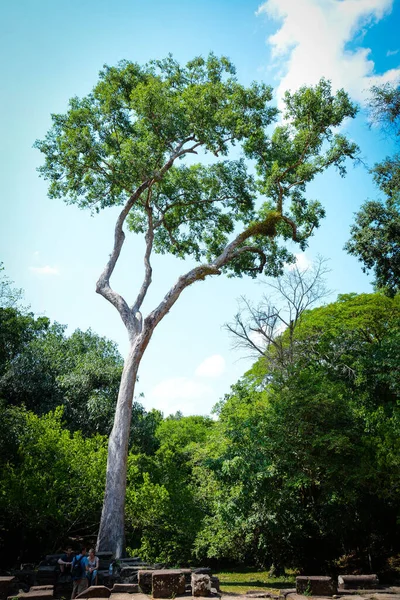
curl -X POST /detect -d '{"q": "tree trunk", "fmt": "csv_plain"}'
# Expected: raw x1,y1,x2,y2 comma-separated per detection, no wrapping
96,340,142,556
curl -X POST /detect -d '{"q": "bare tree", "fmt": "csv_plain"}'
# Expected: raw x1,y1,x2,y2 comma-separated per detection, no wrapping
226,256,331,366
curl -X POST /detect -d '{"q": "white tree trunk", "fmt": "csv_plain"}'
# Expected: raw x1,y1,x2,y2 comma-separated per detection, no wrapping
94,192,283,556
96,340,142,556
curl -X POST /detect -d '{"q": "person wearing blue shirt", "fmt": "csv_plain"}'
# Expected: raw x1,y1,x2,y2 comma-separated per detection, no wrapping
71,547,89,599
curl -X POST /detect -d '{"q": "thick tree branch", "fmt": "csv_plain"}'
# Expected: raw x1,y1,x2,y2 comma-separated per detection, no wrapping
96,180,152,337
281,215,299,241
132,192,154,316
96,138,204,336
144,211,282,332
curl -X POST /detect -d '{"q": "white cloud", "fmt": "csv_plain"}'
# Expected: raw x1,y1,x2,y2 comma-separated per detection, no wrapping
195,354,226,378
257,0,400,107
287,252,312,271
29,265,59,275
149,377,215,416
387,49,399,56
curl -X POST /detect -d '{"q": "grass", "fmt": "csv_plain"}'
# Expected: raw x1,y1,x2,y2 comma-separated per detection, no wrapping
214,569,296,595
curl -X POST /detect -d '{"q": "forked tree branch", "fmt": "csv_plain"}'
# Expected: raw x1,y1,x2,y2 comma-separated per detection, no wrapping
144,211,283,331
96,138,204,337
132,192,154,315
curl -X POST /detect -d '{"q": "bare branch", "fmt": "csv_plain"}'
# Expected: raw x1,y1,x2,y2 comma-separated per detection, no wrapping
225,256,331,364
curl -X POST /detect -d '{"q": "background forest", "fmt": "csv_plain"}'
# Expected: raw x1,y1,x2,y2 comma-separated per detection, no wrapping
1,266,399,575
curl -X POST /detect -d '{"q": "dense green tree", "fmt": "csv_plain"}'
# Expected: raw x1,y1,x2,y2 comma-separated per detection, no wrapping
0,307,50,376
35,53,358,554
0,307,124,436
125,414,213,563
194,293,400,572
129,403,163,455
346,82,400,296
0,406,107,565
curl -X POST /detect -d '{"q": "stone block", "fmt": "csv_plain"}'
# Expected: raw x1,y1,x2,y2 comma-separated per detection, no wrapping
110,595,147,600
36,567,58,586
193,569,212,576
111,585,138,594
10,573,35,589
8,592,54,600
296,576,336,596
180,569,192,585
76,586,111,599
278,589,296,598
45,555,64,567
0,577,19,600
192,573,211,597
120,568,141,580
338,576,379,590
95,553,113,572
29,588,53,594
210,577,220,592
152,571,185,599
138,571,153,595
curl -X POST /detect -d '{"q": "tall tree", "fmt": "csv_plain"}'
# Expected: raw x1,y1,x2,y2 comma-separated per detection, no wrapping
346,82,400,296
35,54,358,555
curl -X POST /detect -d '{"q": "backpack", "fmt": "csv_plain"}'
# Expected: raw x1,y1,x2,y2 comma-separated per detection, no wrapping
71,555,85,579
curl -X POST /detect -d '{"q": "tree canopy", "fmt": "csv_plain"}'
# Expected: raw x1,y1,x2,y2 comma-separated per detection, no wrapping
346,82,400,296
35,56,358,283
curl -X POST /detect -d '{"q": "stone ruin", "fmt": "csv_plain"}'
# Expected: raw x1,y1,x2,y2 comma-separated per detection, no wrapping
261,574,400,600
3,555,400,600
0,555,221,600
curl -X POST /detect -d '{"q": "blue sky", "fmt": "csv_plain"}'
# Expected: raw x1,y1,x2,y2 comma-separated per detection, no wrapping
1,0,399,416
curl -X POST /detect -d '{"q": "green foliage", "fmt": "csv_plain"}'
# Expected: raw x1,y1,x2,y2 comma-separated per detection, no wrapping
0,405,107,561
125,415,213,563
346,196,400,297
346,82,400,296
0,263,23,309
0,307,123,436
193,293,400,572
0,308,51,376
1,292,399,571
35,57,357,278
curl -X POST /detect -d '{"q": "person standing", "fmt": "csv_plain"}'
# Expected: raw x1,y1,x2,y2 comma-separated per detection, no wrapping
86,549,99,588
71,547,88,599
